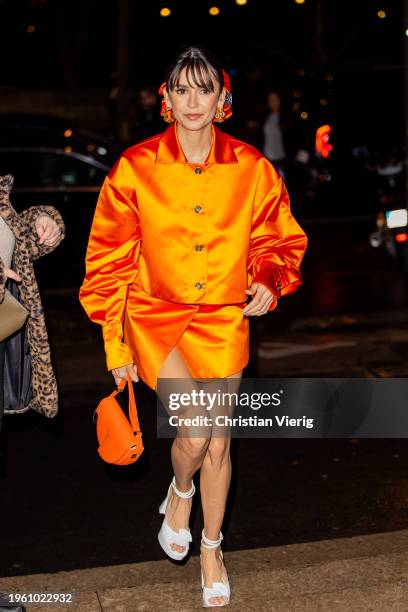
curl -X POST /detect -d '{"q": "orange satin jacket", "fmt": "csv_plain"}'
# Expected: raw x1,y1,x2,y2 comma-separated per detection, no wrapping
79,121,308,370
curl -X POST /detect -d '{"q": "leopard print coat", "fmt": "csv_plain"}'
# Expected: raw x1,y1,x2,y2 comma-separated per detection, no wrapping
0,174,65,418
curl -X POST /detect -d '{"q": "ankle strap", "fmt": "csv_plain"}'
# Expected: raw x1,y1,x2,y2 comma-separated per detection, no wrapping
201,528,224,548
171,476,195,499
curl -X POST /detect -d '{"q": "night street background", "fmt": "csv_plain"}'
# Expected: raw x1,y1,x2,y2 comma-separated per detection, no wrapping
0,0,407,589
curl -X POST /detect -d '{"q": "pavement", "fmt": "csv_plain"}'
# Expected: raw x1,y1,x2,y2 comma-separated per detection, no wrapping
253,306,408,378
0,528,407,610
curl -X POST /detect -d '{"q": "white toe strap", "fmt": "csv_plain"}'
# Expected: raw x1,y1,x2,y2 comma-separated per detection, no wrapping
163,520,192,545
203,579,231,604
203,581,230,595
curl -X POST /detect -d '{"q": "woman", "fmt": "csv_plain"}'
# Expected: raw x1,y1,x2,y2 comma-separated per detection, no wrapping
79,46,308,607
0,174,65,440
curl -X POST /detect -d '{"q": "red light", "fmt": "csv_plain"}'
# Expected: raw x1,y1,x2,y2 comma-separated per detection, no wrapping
395,233,408,243
316,124,333,158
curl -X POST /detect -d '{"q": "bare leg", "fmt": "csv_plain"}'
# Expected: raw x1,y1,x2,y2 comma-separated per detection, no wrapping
199,370,243,606
156,345,211,555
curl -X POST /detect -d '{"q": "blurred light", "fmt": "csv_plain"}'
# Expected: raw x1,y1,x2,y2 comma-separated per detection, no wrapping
87,144,96,152
292,102,301,112
298,68,306,76
351,145,370,159
27,25,36,33
295,0,305,4
64,146,72,154
64,129,73,138
326,74,334,81
386,209,408,229
160,7,171,17
295,149,310,164
209,6,220,15
315,124,333,158
300,111,308,120
320,98,328,106
395,232,408,243
293,90,302,98
405,29,408,37
236,0,247,4
97,146,107,156
377,10,386,19
369,230,382,248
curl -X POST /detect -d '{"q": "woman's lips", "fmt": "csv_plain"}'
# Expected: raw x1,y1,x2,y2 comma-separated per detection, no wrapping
185,114,202,120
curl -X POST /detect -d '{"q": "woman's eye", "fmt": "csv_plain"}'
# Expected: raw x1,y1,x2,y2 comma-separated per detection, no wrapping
176,88,186,94
200,89,210,94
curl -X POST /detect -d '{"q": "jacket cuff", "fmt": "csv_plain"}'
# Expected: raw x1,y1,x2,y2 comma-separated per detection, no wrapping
102,322,134,371
20,205,65,260
0,256,6,304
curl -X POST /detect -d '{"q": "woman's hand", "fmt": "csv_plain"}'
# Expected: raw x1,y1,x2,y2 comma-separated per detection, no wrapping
243,283,275,316
35,215,61,246
4,268,22,282
111,363,139,386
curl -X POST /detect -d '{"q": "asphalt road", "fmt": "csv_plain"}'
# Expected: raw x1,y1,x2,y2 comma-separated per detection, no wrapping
0,217,408,578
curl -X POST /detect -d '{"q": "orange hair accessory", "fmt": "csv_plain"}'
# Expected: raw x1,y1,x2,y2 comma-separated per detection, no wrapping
158,68,232,123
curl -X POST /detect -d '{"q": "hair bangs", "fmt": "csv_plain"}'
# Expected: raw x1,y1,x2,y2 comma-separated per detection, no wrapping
168,58,217,92
164,46,224,95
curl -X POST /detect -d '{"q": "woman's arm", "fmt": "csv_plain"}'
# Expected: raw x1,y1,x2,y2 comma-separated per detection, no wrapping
0,257,22,303
0,256,5,303
79,155,142,371
19,205,65,259
247,157,308,312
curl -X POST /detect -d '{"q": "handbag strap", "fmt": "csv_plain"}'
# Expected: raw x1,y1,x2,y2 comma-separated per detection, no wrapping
126,373,142,435
111,373,142,435
101,374,141,436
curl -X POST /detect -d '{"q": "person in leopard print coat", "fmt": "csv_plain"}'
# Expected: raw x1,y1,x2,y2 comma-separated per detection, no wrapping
0,174,65,425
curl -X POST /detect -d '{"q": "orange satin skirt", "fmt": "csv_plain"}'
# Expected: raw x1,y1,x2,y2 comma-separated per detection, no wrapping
123,280,250,391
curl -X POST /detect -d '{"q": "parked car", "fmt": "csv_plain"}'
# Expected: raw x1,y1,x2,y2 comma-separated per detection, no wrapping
0,114,117,288
368,148,408,272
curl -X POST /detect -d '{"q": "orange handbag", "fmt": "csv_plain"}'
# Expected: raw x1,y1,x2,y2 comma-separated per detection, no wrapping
93,373,144,465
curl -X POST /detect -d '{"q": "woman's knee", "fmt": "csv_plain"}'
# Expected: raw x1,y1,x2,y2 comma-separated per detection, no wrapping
176,435,210,458
205,436,231,467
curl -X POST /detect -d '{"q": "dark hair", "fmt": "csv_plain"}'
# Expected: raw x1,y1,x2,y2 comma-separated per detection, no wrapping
164,46,224,95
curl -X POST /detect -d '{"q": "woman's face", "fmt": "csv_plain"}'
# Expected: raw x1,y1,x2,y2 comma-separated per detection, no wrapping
164,66,226,131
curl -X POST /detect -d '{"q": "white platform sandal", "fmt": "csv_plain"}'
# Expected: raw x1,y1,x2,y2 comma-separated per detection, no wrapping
158,475,195,561
200,529,231,607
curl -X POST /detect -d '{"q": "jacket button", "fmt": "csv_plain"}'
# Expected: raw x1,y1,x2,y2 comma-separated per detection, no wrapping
195,282,204,289
194,205,202,213
194,167,203,174
195,244,205,251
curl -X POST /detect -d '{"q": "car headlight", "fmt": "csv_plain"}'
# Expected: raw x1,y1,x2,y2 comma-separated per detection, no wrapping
385,209,408,229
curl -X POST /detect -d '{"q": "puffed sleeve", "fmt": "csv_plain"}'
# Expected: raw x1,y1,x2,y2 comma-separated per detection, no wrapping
247,157,308,312
79,155,142,371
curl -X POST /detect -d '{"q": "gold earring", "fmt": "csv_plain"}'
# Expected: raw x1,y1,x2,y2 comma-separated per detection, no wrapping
213,106,225,123
162,104,174,123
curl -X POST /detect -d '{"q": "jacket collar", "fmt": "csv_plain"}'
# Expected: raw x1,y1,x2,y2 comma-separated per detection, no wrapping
156,121,238,164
